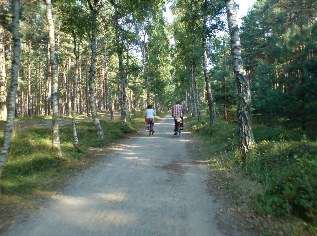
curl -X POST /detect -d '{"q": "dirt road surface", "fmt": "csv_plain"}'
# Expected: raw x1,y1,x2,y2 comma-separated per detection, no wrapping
4,116,256,236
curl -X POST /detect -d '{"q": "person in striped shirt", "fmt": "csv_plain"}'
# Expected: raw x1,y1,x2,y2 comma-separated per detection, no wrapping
172,101,184,135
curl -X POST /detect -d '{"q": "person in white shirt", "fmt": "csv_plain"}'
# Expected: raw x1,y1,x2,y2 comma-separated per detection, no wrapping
145,104,156,129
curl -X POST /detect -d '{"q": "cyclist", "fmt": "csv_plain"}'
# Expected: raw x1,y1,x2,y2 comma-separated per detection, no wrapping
145,104,156,132
172,101,184,135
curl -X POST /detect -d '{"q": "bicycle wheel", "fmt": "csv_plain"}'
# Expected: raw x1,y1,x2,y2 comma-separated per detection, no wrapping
149,123,154,136
177,122,181,136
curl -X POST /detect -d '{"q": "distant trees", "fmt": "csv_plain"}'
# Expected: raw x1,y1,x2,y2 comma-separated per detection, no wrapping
171,0,317,155
0,0,169,157
240,0,317,131
172,0,224,122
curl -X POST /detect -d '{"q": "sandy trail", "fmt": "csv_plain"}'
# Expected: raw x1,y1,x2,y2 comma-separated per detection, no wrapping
4,116,246,236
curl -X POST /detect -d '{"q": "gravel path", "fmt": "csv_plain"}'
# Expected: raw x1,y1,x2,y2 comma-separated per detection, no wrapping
4,116,253,236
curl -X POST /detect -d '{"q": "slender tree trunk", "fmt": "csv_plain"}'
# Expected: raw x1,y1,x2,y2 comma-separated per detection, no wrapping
88,6,104,141
202,0,216,125
104,49,113,120
225,0,255,158
85,60,89,116
143,41,150,106
66,56,71,116
222,41,228,121
0,23,7,121
0,0,21,188
78,56,83,114
191,62,201,121
117,47,126,127
113,10,126,127
46,0,61,155
72,35,79,150
26,41,32,116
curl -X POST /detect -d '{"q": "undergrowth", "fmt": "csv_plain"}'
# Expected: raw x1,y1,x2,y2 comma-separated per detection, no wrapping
188,117,317,235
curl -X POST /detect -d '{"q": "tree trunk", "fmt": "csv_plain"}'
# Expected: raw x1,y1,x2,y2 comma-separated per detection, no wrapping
0,23,7,121
72,34,79,150
0,0,21,188
191,62,201,121
202,0,216,125
104,49,113,120
113,10,126,127
117,47,126,127
46,0,61,155
88,6,104,141
143,40,150,106
225,0,255,158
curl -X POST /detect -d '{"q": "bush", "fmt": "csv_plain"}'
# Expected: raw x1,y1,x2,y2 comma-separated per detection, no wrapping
246,140,317,223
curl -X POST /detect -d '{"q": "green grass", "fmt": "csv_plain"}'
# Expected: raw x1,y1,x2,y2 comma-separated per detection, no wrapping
0,118,143,196
187,117,317,235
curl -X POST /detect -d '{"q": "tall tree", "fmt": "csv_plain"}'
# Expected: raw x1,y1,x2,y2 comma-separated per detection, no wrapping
0,20,6,121
86,0,105,141
225,0,255,157
202,0,216,125
45,0,61,155
0,0,21,189
108,0,128,127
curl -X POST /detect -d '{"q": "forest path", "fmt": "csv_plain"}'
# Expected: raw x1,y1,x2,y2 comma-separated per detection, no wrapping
4,116,256,236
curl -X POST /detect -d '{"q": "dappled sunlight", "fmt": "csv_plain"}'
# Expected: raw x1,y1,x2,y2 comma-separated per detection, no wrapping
137,136,161,140
123,156,140,160
53,195,90,208
155,122,172,126
176,139,191,143
97,192,127,202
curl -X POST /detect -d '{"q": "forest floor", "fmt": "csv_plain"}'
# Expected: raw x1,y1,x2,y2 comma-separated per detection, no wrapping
2,116,261,235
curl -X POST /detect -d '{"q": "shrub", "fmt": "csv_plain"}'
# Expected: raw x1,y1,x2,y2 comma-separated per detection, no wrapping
246,140,317,223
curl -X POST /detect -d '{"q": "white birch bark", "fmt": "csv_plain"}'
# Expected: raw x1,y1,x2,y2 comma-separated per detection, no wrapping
113,7,127,127
72,35,79,150
104,49,113,120
0,23,6,121
87,3,104,141
0,0,21,187
46,0,61,155
225,0,255,157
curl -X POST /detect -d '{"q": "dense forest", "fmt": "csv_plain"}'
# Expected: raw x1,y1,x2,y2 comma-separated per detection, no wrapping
0,0,317,234
1,0,316,148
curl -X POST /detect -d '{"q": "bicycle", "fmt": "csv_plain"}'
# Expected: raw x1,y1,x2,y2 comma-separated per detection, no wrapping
145,118,154,136
175,117,182,136
148,122,154,136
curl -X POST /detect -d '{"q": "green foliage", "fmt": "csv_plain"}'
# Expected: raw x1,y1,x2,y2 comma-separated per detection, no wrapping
190,117,317,234
240,0,317,131
246,140,317,223
188,117,238,154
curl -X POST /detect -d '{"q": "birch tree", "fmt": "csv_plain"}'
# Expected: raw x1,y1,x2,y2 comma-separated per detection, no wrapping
45,0,61,155
225,0,255,157
0,0,21,189
0,21,6,121
109,0,127,127
86,0,105,141
71,33,80,150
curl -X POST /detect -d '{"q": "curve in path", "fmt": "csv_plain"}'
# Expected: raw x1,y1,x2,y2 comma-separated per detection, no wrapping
5,116,226,236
